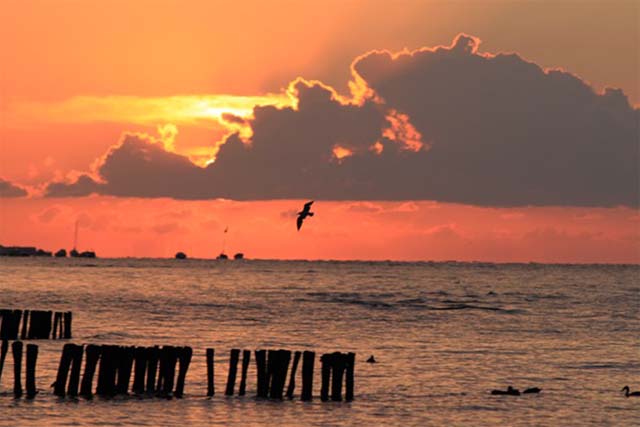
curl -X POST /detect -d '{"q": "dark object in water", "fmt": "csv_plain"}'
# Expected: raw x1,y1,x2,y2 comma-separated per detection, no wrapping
233,252,244,260
70,249,96,258
175,252,187,260
54,249,67,257
217,253,228,260
491,386,520,396
366,355,376,364
296,200,314,231
622,386,640,397
523,387,542,394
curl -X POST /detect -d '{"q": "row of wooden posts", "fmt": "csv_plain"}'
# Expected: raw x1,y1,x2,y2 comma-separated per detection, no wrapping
0,309,72,340
1,341,355,402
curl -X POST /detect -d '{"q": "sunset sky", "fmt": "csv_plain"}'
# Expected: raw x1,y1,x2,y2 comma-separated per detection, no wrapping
1,0,638,262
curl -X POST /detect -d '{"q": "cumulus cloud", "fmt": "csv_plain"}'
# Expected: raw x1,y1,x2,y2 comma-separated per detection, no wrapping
45,35,638,206
0,178,28,197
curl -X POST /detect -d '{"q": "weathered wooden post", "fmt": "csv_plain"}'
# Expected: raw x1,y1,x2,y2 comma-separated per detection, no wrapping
25,343,38,398
80,344,101,397
238,349,251,396
206,348,215,397
54,343,74,397
116,346,135,395
63,312,72,339
331,352,346,401
286,351,301,399
132,346,147,394
270,350,291,399
12,341,23,398
52,312,61,339
9,310,22,340
146,346,159,393
20,310,29,340
67,344,84,396
96,345,118,396
225,348,240,396
320,353,331,402
345,352,355,401
44,311,53,339
174,346,192,398
27,310,39,339
300,350,314,401
255,349,267,398
0,339,8,383
160,346,178,396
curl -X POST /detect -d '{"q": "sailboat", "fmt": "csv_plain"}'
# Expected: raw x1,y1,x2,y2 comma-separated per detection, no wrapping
70,220,97,258
217,226,229,259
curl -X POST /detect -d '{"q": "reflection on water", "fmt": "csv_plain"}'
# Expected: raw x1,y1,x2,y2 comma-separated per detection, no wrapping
0,258,638,426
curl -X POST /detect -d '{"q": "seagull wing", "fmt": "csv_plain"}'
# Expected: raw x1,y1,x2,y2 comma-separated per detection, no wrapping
303,200,314,211
296,215,303,230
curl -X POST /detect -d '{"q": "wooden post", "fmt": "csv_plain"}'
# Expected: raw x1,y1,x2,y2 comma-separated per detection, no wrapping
255,349,267,398
174,346,192,398
54,343,74,397
238,349,251,396
63,312,72,339
9,310,22,340
300,351,314,401
270,350,290,399
67,344,84,397
57,312,63,339
132,346,147,394
225,348,240,396
267,349,276,398
44,311,53,339
25,344,38,398
0,310,8,339
345,352,355,401
52,312,61,339
20,310,29,340
0,339,8,384
206,348,215,397
331,352,346,401
80,344,101,397
27,310,38,339
161,346,177,396
12,341,23,398
96,345,118,396
116,346,135,395
286,351,301,399
146,346,159,393
320,353,331,402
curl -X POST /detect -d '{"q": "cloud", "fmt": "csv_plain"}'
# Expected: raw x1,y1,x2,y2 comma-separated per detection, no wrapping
45,35,638,207
352,34,638,206
0,178,28,197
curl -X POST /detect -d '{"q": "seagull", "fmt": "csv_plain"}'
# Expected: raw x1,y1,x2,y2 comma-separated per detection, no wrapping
296,200,314,231
366,355,376,363
621,386,640,397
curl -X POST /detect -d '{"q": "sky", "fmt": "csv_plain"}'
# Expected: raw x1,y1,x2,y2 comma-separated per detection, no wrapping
1,0,638,262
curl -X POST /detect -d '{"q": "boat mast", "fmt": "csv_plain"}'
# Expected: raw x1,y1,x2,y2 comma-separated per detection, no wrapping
73,219,79,251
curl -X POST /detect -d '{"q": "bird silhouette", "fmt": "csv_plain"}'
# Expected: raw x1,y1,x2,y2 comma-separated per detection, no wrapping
621,386,640,397
297,200,314,230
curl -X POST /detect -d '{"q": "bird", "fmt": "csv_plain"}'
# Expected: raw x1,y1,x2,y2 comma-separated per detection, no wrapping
366,355,377,363
523,387,542,394
621,386,640,397
491,386,520,396
296,200,314,231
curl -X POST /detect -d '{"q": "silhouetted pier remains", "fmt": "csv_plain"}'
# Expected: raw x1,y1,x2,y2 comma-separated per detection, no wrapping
2,341,356,403
0,309,72,340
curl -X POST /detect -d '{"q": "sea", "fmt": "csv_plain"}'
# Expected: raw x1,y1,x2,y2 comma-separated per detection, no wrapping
0,258,638,426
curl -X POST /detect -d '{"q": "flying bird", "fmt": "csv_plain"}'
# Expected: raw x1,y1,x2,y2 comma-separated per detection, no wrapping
296,200,314,231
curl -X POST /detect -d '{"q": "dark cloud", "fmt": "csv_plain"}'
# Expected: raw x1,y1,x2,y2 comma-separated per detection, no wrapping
0,178,28,198
352,34,639,206
45,35,638,207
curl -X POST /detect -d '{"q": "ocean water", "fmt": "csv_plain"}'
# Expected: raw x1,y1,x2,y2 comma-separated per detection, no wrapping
0,258,638,426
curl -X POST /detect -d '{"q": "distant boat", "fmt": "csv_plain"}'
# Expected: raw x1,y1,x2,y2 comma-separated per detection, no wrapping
217,253,229,260
54,249,67,257
175,252,187,259
69,220,97,258
233,252,244,260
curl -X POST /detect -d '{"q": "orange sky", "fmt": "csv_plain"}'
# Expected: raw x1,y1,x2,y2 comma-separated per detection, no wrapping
1,0,638,262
